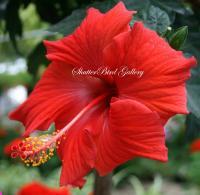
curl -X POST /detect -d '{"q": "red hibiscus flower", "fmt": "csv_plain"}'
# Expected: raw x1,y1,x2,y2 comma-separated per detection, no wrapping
9,2,196,188
4,138,22,156
190,139,200,153
17,182,71,195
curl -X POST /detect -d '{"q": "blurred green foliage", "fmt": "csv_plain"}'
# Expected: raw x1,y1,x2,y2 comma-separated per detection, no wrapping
130,176,162,195
0,72,31,89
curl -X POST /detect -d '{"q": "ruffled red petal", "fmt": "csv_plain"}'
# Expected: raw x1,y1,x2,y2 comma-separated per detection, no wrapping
103,22,197,124
95,98,168,175
9,62,105,135
59,129,96,188
17,182,71,195
57,102,108,187
44,2,134,73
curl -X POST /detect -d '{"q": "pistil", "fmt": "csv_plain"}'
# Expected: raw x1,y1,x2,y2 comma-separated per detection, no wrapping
11,93,108,166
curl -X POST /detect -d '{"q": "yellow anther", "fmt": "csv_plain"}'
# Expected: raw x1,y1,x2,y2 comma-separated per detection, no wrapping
18,133,57,167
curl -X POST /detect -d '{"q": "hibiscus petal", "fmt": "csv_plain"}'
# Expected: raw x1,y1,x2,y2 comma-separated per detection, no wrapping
103,22,197,124
44,2,134,70
59,128,96,188
17,182,71,195
57,102,108,187
9,62,105,135
96,98,168,176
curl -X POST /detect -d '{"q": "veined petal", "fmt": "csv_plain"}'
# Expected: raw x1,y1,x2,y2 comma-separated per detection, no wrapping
59,128,96,188
57,103,107,187
9,62,106,136
44,2,134,71
96,98,167,176
103,22,197,124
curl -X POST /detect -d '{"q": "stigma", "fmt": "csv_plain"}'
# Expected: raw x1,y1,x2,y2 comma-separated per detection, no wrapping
11,132,60,167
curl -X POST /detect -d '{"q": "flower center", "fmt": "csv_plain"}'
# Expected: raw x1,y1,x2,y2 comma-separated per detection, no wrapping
11,93,108,166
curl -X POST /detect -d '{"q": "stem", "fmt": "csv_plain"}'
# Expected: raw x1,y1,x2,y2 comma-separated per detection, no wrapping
94,171,112,195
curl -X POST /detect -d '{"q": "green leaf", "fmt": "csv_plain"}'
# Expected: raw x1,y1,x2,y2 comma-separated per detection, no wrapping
185,32,200,62
147,175,162,195
27,42,48,77
187,58,200,120
48,0,117,36
168,26,188,50
130,176,145,195
91,1,117,12
5,0,22,53
185,114,200,142
123,0,150,11
0,0,7,19
130,176,163,195
150,0,192,15
0,72,32,88
143,6,170,34
187,153,200,185
113,169,130,187
48,8,85,36
187,75,200,119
